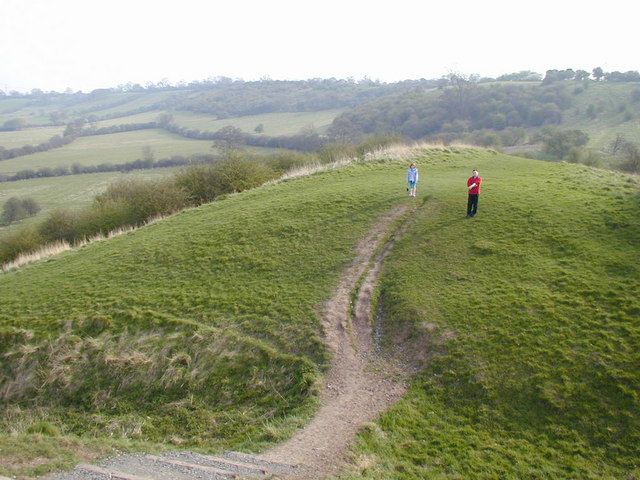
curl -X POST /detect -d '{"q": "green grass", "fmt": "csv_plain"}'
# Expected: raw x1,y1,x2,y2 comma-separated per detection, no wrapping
0,129,275,174
87,91,177,117
338,153,640,479
170,109,344,135
0,169,177,233
1,149,638,479
0,126,65,148
93,111,163,128
0,159,410,477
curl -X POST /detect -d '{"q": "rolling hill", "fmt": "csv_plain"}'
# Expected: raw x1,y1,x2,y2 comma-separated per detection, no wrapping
1,147,638,479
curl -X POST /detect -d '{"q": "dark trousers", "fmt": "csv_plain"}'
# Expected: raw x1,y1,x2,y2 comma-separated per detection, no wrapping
467,194,479,216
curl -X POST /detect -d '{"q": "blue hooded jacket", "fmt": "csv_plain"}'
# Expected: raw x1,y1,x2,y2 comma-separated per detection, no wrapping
407,166,419,183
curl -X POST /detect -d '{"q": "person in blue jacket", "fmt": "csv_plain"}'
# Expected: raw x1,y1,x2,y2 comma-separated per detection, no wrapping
407,162,419,197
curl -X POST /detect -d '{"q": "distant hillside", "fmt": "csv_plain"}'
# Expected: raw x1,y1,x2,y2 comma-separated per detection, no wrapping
329,80,640,151
0,79,437,128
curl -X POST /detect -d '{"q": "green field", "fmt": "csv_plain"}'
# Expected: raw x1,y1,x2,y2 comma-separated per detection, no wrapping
87,91,177,117
93,111,162,128
0,129,275,175
339,153,640,479
1,149,638,479
0,126,65,148
0,169,177,233
80,108,344,137
170,109,344,135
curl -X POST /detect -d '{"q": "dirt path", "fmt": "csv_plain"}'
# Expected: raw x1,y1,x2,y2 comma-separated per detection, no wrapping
262,205,411,479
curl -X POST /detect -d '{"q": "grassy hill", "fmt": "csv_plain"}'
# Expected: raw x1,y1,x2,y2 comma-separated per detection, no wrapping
0,158,410,477
0,148,638,479
339,153,640,479
564,82,640,149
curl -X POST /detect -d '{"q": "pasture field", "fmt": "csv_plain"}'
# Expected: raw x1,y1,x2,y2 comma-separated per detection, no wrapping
0,126,65,148
0,108,53,126
92,110,162,128
170,109,344,135
0,129,275,174
1,149,638,479
0,169,177,232
340,153,640,479
85,90,177,118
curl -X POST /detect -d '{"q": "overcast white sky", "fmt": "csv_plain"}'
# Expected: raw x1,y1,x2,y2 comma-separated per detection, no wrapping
0,0,637,93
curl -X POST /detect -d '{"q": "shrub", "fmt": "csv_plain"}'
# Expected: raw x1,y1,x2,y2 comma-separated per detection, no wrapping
541,129,589,159
210,154,277,195
499,127,527,146
75,199,137,239
174,165,219,205
264,152,313,173
26,420,60,437
175,155,277,205
95,178,188,224
38,209,80,243
619,142,640,173
0,225,44,264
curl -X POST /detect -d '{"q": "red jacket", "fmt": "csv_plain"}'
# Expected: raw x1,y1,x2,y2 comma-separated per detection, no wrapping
467,176,482,195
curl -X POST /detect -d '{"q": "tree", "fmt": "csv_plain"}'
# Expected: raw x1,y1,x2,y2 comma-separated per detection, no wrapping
619,141,640,173
592,67,604,81
444,72,478,117
214,125,245,152
254,123,265,133
542,129,589,159
156,113,175,127
2,118,26,131
142,145,155,163
1,197,41,225
575,70,590,81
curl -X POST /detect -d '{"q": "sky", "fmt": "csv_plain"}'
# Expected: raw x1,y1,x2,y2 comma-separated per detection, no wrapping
0,0,638,93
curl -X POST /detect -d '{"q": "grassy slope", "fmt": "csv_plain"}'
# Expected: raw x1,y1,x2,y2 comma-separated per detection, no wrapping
93,111,163,128
1,150,637,478
562,82,640,150
0,160,410,478
340,154,640,479
0,129,274,174
0,169,177,234
0,126,65,148
93,109,344,135
170,109,344,135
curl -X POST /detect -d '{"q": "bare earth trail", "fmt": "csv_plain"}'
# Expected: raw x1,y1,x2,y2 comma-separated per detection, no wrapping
262,205,411,479
48,205,412,480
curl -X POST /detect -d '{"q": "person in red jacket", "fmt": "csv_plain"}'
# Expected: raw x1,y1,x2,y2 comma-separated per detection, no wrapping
467,169,482,217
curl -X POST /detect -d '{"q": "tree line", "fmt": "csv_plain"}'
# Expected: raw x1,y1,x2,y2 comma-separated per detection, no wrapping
543,67,640,84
